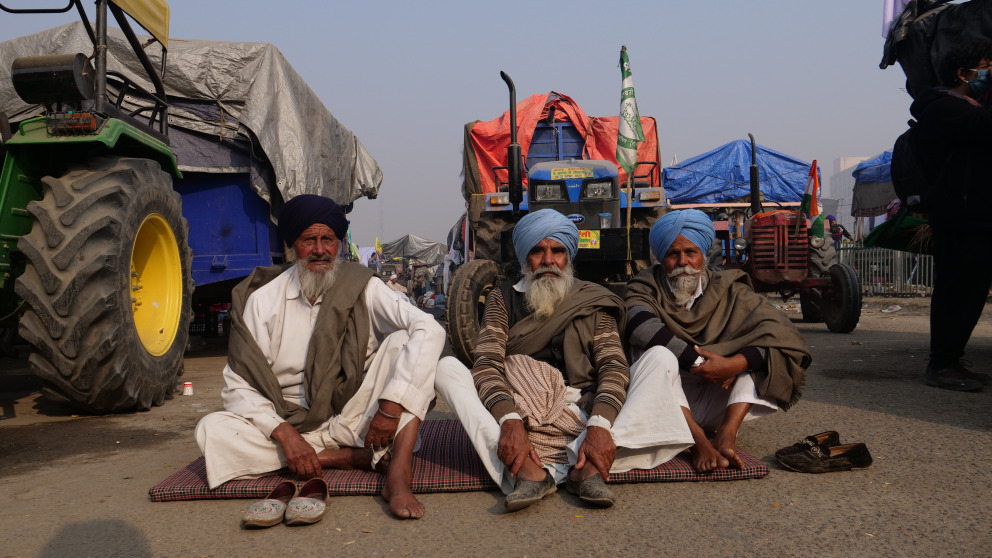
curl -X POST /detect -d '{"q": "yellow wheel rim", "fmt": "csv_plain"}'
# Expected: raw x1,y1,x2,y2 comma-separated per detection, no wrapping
130,213,182,356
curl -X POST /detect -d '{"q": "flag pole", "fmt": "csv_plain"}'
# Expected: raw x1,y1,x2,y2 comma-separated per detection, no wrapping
616,45,645,278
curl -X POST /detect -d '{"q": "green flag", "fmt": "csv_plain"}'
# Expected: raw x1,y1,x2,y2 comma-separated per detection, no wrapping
616,45,645,174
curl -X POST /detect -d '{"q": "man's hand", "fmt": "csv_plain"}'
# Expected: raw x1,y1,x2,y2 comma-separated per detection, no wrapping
575,425,616,482
692,346,748,388
497,419,542,475
270,422,322,478
365,399,402,450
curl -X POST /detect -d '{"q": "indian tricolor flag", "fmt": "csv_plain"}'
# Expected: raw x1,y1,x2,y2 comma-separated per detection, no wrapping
800,160,824,238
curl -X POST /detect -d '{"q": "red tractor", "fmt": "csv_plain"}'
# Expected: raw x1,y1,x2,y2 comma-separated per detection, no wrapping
728,134,862,333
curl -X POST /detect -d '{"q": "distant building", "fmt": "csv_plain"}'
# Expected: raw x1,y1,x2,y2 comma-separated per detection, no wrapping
827,156,870,229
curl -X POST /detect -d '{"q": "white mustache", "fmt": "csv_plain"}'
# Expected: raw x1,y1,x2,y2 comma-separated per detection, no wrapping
667,265,700,278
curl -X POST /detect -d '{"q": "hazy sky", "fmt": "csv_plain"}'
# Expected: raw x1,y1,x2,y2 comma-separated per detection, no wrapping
0,1,911,246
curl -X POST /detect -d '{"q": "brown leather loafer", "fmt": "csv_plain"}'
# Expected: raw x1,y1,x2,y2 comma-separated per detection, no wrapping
777,442,873,474
774,431,840,460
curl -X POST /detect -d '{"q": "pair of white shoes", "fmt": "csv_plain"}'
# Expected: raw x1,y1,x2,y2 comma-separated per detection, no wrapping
241,478,328,528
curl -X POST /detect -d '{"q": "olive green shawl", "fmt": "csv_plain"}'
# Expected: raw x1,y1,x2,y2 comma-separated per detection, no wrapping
227,262,375,432
625,266,810,410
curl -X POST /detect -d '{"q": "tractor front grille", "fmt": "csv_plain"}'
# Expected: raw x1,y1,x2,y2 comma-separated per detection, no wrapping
749,211,808,284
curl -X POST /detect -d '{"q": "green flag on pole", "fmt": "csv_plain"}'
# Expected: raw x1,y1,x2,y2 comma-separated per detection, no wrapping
616,45,645,174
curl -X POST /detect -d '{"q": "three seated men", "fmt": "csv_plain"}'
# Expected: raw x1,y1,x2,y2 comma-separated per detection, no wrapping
197,195,809,517
195,194,445,520
435,209,693,510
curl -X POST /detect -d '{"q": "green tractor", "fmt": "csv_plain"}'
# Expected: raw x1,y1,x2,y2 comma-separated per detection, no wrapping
0,0,192,412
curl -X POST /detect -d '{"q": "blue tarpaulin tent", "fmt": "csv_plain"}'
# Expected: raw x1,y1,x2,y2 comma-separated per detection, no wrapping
662,139,815,205
851,151,896,217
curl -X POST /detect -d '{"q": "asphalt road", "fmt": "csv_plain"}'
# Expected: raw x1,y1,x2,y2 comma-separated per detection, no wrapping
1,296,990,557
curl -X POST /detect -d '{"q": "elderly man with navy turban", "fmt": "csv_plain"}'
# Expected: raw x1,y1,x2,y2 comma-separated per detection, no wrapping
195,194,444,522
436,209,692,512
625,209,811,473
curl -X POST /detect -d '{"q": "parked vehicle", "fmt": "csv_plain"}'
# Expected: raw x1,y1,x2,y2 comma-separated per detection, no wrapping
0,0,381,412
725,134,862,333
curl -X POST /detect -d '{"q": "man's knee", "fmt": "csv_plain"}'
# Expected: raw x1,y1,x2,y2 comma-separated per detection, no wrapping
435,356,471,392
632,346,680,379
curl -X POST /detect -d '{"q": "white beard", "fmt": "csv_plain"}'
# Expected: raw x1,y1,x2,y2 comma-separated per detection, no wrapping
523,260,575,320
293,254,340,302
667,264,707,307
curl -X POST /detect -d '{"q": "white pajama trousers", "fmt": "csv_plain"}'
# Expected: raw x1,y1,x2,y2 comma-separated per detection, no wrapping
195,332,421,489
434,347,694,495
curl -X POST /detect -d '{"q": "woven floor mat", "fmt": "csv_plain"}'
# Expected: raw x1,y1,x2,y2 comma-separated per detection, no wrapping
149,419,767,502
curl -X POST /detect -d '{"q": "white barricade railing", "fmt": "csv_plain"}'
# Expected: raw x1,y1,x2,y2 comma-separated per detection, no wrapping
837,244,933,297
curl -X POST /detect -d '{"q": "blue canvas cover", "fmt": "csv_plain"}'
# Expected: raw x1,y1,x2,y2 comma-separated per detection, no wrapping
662,140,814,204
852,151,892,184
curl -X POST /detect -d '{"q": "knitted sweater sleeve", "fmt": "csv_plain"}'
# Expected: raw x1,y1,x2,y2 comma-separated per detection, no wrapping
589,312,629,424
469,287,517,421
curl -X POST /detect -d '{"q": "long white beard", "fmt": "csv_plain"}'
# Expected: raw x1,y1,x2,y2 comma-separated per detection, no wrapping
294,255,340,302
523,260,575,319
667,264,707,307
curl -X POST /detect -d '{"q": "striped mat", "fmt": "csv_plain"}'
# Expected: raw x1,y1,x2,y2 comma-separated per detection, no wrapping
149,419,767,502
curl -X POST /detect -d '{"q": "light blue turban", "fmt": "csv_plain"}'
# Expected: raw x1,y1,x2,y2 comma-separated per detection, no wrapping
649,209,715,261
512,209,579,268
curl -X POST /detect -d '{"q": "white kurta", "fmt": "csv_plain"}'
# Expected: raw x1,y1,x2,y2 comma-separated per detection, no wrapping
435,346,694,495
195,267,445,488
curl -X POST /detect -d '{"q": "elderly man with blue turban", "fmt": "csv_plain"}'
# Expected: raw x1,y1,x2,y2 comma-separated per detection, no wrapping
436,209,692,512
625,209,811,473
195,194,445,522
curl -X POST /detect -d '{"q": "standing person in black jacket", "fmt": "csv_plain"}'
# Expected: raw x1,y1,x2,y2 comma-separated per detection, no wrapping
911,39,992,391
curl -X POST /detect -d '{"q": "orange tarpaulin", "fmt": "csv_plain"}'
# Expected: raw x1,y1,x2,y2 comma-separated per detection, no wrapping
462,92,661,200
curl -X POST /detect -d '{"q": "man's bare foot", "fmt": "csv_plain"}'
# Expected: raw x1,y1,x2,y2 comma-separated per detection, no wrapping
712,432,744,469
382,477,424,519
689,438,730,472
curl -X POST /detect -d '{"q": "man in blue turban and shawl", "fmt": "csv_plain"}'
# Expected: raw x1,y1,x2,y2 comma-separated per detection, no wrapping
196,194,445,521
625,209,811,473
436,209,692,512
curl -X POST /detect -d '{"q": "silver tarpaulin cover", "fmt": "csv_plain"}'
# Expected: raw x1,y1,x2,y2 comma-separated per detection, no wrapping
0,22,381,213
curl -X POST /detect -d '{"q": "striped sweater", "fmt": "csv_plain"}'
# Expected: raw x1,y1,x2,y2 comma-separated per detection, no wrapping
471,286,629,425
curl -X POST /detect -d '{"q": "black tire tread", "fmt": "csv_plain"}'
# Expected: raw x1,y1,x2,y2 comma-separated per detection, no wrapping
823,263,862,333
14,156,192,412
445,259,500,366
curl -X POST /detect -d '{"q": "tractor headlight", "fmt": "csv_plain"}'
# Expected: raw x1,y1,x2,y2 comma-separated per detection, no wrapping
809,235,825,248
581,181,615,200
733,237,748,251
532,182,567,202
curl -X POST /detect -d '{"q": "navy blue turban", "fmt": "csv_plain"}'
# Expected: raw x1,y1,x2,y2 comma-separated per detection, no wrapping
279,194,349,245
649,209,715,261
512,209,579,268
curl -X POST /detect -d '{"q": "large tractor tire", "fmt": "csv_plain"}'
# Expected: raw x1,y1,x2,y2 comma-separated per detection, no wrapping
822,263,862,333
14,156,193,413
473,215,513,262
446,259,500,366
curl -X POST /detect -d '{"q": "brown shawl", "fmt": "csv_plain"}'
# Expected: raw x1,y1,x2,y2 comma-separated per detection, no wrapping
624,266,810,410
505,280,626,391
227,261,375,432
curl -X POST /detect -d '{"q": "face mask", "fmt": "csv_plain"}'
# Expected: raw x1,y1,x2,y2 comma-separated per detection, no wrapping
967,68,992,98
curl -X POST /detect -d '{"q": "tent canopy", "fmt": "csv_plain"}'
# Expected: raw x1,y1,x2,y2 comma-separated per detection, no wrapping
661,139,814,205
851,152,897,218
0,22,382,213
381,234,446,266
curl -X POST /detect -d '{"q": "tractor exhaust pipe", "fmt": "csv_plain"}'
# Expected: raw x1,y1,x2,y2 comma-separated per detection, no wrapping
501,71,523,214
748,132,762,215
